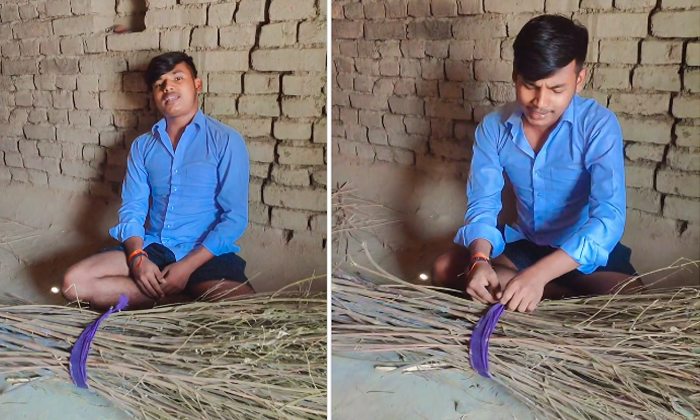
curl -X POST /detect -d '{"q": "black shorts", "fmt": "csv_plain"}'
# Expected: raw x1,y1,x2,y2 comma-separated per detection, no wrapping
102,243,248,286
502,239,637,282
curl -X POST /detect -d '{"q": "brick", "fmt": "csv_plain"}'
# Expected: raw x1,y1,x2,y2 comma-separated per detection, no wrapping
350,94,388,111
625,162,655,188
203,95,237,115
295,20,323,45
53,16,113,36
651,11,700,38
208,2,235,26
48,110,68,125
23,156,59,173
385,0,409,18
18,139,39,156
269,0,315,21
208,73,242,94
79,57,127,74
39,58,79,75
599,40,638,64
19,39,39,57
271,207,310,230
271,166,310,187
388,97,424,115
444,60,472,81
225,119,271,138
592,67,631,90
61,160,100,179
615,0,655,8
48,174,90,193
575,12,647,38
37,142,62,159
192,51,249,72
278,145,324,165
333,21,362,39
90,111,112,128
282,98,323,117
57,127,99,144
100,92,147,110
187,27,216,48
609,93,669,116
50,90,72,109
283,75,324,96
667,147,700,172
252,49,325,72
242,73,278,94
313,119,327,144
363,2,385,19
422,58,445,80
263,184,325,211
633,66,680,92
664,196,700,222
18,4,38,20
74,92,100,110
3,59,39,76
260,22,297,48
238,95,279,117
98,74,122,91
676,124,700,148
160,28,191,51
545,0,578,12
640,40,683,64
672,96,700,119
657,169,700,198
684,69,700,94
431,0,457,16
107,32,160,52
4,152,23,167
365,22,406,40
245,140,274,163
619,116,673,144
388,132,429,152
71,0,115,15
453,15,506,39
407,21,451,40
23,124,55,141
507,13,538,37
59,37,83,56
12,21,51,39
449,41,475,60
2,41,20,59
274,121,312,140
688,42,700,67
580,0,613,8
235,0,266,23
625,142,665,162
475,60,511,82
484,0,544,13
84,35,107,53
43,0,72,17
474,38,500,60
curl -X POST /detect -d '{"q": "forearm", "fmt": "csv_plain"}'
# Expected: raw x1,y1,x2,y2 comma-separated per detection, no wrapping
123,236,145,257
468,238,493,258
179,246,215,272
521,249,580,285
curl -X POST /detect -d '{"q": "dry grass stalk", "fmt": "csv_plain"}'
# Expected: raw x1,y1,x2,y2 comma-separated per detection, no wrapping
332,259,700,420
332,182,401,241
0,290,327,420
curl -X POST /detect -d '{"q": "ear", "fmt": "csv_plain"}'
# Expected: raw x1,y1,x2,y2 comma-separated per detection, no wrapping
575,67,587,93
194,77,203,94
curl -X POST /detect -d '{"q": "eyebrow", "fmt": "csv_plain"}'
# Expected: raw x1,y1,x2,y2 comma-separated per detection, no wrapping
155,70,186,83
524,81,566,90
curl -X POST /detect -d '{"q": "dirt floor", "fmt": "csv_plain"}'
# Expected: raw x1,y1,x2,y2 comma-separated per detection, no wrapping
0,181,325,419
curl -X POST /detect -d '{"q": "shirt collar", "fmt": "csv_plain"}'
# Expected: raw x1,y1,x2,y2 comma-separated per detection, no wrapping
151,109,206,136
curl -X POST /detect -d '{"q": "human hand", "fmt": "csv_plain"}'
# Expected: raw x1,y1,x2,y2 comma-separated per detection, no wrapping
161,261,194,295
465,262,501,304
130,257,165,299
500,274,545,312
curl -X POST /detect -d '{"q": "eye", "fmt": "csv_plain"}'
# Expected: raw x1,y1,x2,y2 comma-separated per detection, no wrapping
175,76,183,81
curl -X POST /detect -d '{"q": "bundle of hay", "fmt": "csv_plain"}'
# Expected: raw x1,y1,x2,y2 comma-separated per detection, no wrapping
332,265,700,420
0,293,327,420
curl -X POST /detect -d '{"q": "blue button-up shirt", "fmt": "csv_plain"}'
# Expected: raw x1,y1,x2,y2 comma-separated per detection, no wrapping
109,110,249,261
455,94,626,274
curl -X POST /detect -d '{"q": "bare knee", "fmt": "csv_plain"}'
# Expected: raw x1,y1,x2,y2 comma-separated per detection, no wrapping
62,264,93,301
432,253,453,285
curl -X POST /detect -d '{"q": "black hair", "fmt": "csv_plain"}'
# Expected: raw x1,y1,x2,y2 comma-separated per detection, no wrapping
513,14,588,82
144,52,198,91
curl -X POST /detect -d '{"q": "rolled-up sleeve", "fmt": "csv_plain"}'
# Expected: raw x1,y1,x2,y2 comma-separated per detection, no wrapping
109,139,149,242
559,112,626,274
201,132,249,256
454,119,506,257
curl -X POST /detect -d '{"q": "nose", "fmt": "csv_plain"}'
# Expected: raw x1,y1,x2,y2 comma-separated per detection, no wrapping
533,88,549,109
162,81,173,92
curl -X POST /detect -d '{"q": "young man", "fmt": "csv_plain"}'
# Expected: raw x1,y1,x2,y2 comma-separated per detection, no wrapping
432,15,639,313
63,52,252,310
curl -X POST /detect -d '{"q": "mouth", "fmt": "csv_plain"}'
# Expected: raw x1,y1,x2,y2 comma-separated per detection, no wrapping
527,108,551,120
163,93,180,106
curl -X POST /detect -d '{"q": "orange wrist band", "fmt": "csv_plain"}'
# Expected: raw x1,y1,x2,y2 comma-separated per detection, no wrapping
128,249,148,267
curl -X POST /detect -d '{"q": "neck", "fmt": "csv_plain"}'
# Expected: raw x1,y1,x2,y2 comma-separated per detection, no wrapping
165,108,198,146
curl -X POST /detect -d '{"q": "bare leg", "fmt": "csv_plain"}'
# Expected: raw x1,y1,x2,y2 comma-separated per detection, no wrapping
562,271,643,298
186,280,255,301
62,251,187,311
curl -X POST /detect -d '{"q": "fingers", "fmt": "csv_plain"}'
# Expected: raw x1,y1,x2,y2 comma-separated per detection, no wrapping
468,282,497,304
137,276,159,299
147,271,164,298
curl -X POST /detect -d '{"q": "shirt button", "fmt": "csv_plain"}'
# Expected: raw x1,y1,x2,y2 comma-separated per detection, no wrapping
167,225,171,228
173,188,177,192
174,170,178,173
170,206,174,210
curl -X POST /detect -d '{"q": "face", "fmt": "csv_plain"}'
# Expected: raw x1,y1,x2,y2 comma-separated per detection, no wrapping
513,60,586,129
151,62,202,119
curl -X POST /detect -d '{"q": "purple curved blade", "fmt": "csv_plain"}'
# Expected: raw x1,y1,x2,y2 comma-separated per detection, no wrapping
469,303,505,379
69,295,129,389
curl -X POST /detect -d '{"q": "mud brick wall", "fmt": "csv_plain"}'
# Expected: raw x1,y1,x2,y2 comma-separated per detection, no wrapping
331,0,699,275
0,0,327,250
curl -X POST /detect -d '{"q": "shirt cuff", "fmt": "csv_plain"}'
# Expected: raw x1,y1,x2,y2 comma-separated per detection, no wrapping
559,235,608,275
109,223,145,243
454,223,505,258
202,233,241,257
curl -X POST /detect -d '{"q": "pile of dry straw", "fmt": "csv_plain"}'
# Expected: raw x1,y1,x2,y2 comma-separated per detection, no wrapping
0,290,327,420
332,260,700,420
